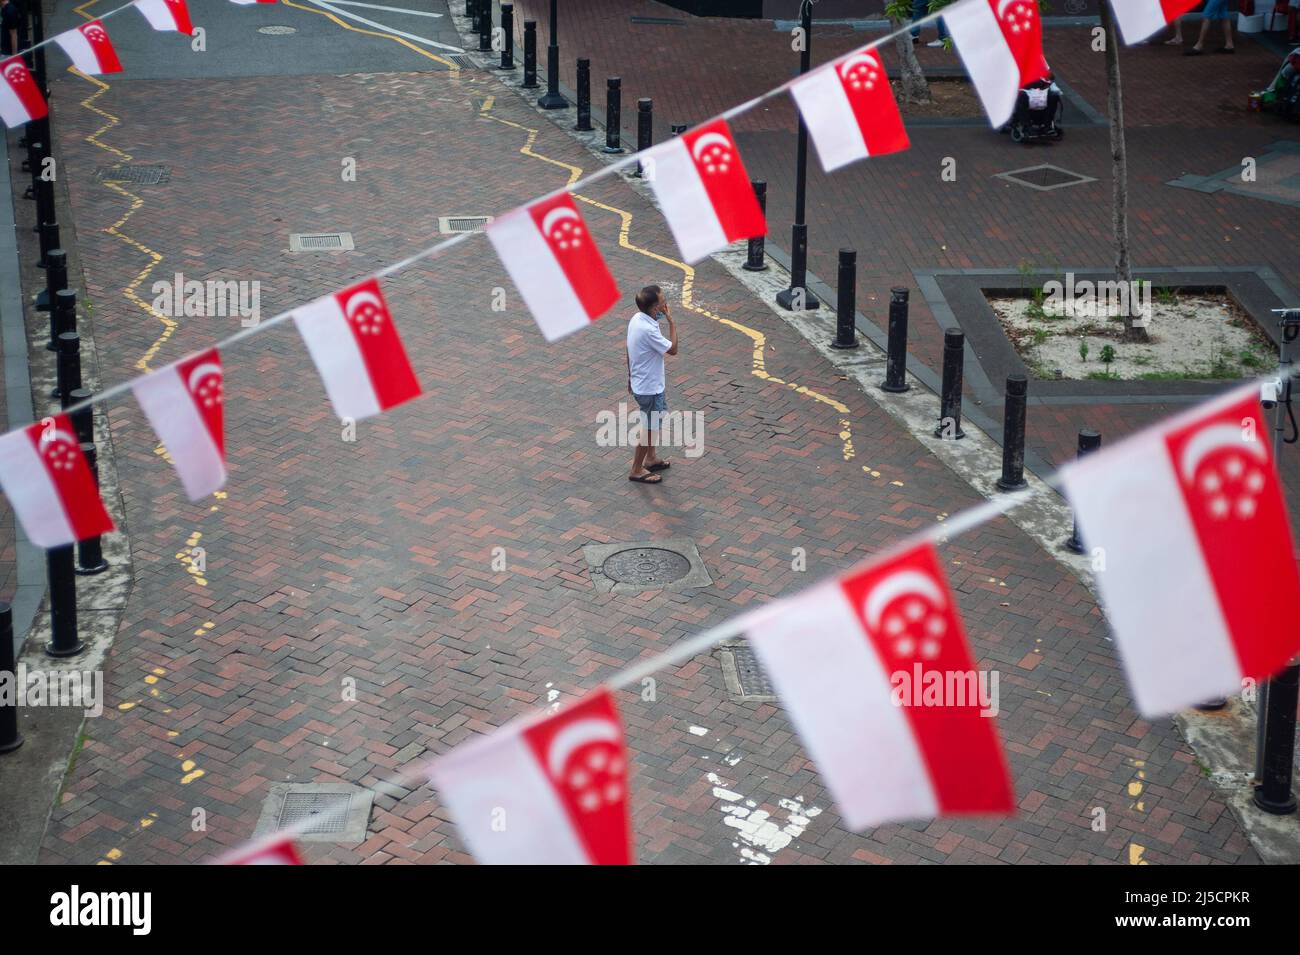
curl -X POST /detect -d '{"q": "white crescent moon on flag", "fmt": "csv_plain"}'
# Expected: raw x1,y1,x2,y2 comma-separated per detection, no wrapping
690,132,731,162
4,62,26,81
85,26,107,40
545,718,620,778
838,52,877,78
1179,423,1268,482
343,289,384,320
863,570,946,631
39,429,77,450
540,206,580,236
186,362,223,393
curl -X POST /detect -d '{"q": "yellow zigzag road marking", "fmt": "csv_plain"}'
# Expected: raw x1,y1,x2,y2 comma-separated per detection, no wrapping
282,0,461,71
478,98,862,465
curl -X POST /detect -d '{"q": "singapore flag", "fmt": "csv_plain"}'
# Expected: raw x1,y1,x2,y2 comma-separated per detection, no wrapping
0,57,48,129
1108,0,1201,45
134,0,195,34
945,0,1050,128
219,835,304,866
292,278,422,422
1061,385,1300,716
0,416,115,548
430,689,633,865
53,21,124,76
486,193,619,342
131,348,226,501
790,46,910,173
644,118,766,264
747,543,1014,829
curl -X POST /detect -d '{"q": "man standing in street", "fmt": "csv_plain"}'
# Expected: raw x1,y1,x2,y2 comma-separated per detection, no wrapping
626,285,678,485
1,0,20,58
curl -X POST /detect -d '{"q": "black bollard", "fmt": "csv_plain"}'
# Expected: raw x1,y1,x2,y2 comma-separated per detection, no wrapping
469,0,480,31
55,331,82,405
996,375,1029,491
0,603,22,754
39,215,60,271
538,0,566,109
670,123,687,136
635,98,652,177
39,249,68,352
1254,661,1300,814
522,21,538,88
832,249,859,350
881,287,911,393
478,0,492,52
744,181,768,272
499,4,516,70
604,78,623,153
69,390,94,445
76,442,109,576
934,328,966,440
45,545,83,658
574,58,592,131
1064,430,1102,553
53,287,77,342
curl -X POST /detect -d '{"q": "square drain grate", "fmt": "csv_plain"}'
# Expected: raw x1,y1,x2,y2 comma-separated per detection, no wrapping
438,215,493,233
289,232,354,252
94,164,170,185
994,164,1097,192
255,783,373,844
717,641,777,702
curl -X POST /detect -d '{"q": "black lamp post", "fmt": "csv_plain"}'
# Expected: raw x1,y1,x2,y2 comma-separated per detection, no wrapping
538,0,567,110
776,0,819,311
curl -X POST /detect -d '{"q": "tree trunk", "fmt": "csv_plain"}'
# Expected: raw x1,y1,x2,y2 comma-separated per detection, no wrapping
1099,2,1149,343
890,16,931,105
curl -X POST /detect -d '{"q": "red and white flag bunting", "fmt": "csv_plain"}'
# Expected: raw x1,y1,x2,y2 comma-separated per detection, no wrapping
747,543,1015,829
0,57,48,128
1108,0,1200,45
486,193,619,342
0,416,115,548
54,20,124,76
134,0,195,34
292,278,422,422
430,689,633,865
790,46,910,173
221,835,304,865
644,118,766,264
1061,385,1300,716
946,0,1050,128
131,348,226,501
228,0,278,5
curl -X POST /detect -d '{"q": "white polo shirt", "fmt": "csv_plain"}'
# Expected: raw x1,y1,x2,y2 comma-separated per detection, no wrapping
626,310,672,396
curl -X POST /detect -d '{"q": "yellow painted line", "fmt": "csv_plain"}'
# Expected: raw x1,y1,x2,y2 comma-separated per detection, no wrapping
281,0,460,72
478,98,860,465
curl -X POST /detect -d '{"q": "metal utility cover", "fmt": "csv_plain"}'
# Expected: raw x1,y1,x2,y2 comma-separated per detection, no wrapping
717,640,777,702
438,215,493,234
94,164,170,185
289,232,355,252
994,164,1097,192
582,538,713,595
256,783,373,844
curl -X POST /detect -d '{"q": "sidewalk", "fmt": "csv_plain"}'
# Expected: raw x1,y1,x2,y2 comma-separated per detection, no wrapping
25,3,1261,864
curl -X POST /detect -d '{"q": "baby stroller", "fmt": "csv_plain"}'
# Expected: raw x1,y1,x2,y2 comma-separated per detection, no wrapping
1004,78,1064,144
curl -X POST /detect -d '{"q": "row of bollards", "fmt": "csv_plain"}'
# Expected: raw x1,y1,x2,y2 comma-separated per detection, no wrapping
4,0,109,676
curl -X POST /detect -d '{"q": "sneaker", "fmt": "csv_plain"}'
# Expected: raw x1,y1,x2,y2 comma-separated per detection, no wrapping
926,39,946,47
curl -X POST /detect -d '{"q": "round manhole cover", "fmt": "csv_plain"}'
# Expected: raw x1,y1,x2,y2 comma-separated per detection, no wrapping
601,547,691,586
258,25,298,35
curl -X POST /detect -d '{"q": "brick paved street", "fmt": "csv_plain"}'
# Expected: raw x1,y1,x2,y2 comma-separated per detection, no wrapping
1,0,1294,867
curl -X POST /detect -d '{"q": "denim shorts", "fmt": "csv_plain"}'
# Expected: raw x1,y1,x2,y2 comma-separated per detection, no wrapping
633,392,667,429
1202,0,1229,20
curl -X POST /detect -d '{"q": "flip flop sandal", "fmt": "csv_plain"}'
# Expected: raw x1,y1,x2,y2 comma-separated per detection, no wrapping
629,473,662,484
647,461,671,472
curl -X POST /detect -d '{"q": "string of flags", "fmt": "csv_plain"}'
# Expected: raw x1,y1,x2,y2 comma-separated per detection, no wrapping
213,383,1300,865
0,1,1291,863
